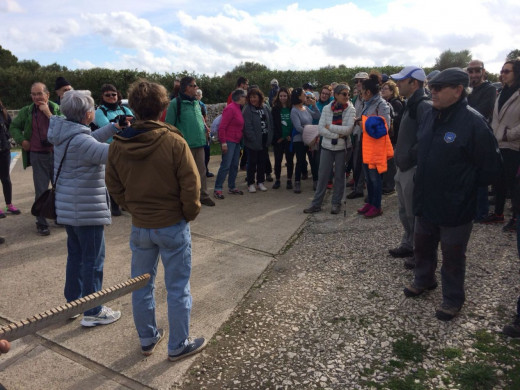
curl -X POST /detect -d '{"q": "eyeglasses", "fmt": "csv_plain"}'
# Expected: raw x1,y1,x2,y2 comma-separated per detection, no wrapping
355,80,363,84
104,93,117,97
430,84,456,92
467,67,482,74
338,92,349,97
500,69,512,75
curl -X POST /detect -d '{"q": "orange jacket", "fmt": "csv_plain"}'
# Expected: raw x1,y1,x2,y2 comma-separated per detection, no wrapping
362,115,394,173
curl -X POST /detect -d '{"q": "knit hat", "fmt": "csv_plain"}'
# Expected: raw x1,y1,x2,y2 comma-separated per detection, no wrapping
54,76,71,91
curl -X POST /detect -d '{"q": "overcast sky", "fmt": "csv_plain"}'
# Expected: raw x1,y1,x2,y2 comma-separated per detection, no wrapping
1,0,518,76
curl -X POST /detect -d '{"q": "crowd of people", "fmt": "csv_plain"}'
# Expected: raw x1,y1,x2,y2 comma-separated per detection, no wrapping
1,58,520,364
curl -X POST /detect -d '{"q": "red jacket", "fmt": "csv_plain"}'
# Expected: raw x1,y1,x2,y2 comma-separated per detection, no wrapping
218,102,244,144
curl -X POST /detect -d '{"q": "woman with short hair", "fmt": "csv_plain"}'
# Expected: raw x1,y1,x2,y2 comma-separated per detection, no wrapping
47,89,123,327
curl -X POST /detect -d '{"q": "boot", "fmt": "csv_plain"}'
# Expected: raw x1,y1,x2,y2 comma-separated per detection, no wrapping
294,181,301,194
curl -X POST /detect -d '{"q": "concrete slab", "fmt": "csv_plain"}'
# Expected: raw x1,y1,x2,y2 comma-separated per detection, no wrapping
0,152,312,389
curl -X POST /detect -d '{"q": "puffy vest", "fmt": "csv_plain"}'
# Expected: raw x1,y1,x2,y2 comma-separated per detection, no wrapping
362,115,394,173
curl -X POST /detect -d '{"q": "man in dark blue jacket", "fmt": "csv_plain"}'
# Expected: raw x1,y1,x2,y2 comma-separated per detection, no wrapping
403,68,502,321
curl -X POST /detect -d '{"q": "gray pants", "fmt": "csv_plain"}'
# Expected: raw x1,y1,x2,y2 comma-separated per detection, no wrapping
414,217,473,308
311,148,345,207
395,167,416,251
30,152,54,227
190,147,210,201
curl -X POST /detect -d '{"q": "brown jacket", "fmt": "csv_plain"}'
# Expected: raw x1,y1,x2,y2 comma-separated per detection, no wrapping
106,120,201,228
492,90,520,151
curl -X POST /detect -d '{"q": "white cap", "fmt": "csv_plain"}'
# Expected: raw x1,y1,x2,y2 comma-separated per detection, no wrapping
390,66,426,82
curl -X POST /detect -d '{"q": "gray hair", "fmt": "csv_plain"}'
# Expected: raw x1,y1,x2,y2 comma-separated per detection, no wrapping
196,89,203,96
61,90,95,123
231,88,247,102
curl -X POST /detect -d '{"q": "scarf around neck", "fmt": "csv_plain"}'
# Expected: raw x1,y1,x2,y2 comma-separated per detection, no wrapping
331,101,347,125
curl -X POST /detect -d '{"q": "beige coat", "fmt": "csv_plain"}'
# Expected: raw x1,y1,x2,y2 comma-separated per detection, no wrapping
492,90,520,151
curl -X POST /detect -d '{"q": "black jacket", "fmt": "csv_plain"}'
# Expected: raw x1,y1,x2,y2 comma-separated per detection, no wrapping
413,98,501,226
467,81,497,122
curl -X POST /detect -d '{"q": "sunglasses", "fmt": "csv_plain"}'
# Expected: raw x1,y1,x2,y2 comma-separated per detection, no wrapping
467,67,482,74
500,69,512,75
189,84,198,88
104,93,117,97
338,92,349,97
430,84,456,92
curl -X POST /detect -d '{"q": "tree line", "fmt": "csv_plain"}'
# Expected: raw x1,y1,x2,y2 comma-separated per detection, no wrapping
1,46,517,109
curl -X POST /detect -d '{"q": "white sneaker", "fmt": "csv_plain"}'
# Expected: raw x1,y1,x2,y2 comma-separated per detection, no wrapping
80,306,121,327
248,184,257,193
258,183,268,191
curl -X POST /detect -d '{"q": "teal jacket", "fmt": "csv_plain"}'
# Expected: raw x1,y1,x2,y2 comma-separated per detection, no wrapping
10,101,62,169
164,97,206,148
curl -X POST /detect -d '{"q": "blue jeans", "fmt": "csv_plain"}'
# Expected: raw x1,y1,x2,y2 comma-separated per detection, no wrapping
130,220,192,355
363,164,382,209
64,225,105,316
214,142,241,191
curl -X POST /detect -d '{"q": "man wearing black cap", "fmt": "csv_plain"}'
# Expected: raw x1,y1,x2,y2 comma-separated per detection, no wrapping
54,76,72,105
403,68,501,321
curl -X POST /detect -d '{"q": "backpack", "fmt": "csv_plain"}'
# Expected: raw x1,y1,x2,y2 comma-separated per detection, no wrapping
210,114,222,141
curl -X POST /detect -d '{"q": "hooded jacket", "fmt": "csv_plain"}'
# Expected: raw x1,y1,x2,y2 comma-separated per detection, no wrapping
414,98,501,226
164,96,207,148
47,116,116,226
106,120,201,228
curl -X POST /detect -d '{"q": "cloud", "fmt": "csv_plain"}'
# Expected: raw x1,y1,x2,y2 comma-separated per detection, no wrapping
0,0,23,13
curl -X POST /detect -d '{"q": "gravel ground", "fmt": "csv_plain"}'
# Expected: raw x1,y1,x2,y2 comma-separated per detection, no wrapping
175,192,520,390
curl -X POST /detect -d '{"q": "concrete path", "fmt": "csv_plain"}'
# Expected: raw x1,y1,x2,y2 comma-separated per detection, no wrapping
0,152,317,389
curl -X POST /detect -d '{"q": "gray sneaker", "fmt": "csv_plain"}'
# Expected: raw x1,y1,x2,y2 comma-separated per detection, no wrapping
303,205,321,214
331,204,341,214
80,306,121,327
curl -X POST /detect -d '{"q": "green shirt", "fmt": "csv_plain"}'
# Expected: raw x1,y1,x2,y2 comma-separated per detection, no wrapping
280,107,292,138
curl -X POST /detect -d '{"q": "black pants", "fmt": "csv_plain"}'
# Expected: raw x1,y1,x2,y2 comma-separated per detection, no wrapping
247,147,268,185
495,148,520,215
273,139,294,180
0,149,12,205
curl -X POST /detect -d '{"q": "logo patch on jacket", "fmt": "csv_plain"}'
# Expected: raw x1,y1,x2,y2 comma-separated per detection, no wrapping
444,132,456,143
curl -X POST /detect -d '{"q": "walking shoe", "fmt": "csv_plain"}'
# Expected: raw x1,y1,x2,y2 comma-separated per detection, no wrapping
258,183,268,191
435,303,461,321
168,337,207,362
404,256,416,270
286,180,293,190
200,198,216,206
389,246,414,258
357,203,372,214
213,190,225,200
326,181,333,190
36,223,50,236
5,204,21,215
346,191,363,199
272,180,281,189
142,328,165,356
480,213,504,224
248,184,257,193
502,218,517,233
80,306,121,327
266,174,274,182
403,281,438,297
502,317,520,338
293,181,301,194
364,207,382,218
303,205,321,214
0,209,5,219
228,188,243,195
205,171,214,178
330,204,341,214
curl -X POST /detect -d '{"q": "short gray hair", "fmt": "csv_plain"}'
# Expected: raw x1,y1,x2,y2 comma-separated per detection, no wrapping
61,90,95,123
231,88,247,102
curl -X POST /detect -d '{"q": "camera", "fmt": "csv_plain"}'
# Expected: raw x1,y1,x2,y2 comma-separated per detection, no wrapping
112,115,129,127
40,139,53,147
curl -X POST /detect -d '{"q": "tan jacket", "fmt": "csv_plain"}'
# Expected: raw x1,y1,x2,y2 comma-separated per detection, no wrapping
106,120,201,228
492,90,520,151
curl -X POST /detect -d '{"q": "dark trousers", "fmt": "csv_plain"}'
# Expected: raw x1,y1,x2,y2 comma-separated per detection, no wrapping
352,134,365,193
204,143,210,171
0,149,12,205
382,156,396,191
247,147,268,185
273,139,294,180
414,216,473,309
293,142,307,182
495,148,520,215
30,151,53,227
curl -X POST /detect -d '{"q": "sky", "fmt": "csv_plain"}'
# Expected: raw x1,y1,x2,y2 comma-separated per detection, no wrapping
1,0,519,76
